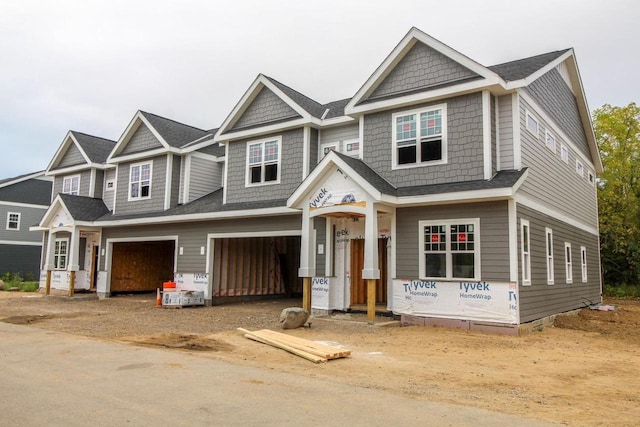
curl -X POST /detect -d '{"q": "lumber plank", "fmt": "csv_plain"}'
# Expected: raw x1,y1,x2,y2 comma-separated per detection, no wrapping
256,330,350,359
237,328,327,364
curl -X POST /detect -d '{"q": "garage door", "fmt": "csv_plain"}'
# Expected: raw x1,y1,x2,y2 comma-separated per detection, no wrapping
110,241,175,292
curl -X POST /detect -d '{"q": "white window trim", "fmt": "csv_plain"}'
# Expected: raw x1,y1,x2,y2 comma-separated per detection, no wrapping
560,144,569,164
580,246,588,283
576,160,584,177
520,219,531,286
418,218,481,281
588,171,595,186
6,212,20,231
319,141,340,160
62,174,80,196
565,242,573,284
54,237,69,270
525,110,539,137
545,130,556,153
105,180,115,192
128,161,153,201
343,138,360,158
245,136,282,187
392,104,448,170
546,227,554,285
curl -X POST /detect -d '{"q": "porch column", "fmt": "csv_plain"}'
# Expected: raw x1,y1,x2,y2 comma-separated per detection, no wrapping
363,202,380,323
44,230,56,296
298,206,316,311
68,227,81,297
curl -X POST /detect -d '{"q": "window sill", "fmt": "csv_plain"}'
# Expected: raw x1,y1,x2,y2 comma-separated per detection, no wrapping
127,196,152,202
392,159,447,171
244,180,280,188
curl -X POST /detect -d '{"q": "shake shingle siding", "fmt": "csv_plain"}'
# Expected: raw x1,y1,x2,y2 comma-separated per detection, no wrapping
232,87,299,130
368,42,479,100
55,143,86,169
363,93,484,187
525,69,590,158
497,95,514,169
53,170,92,197
114,155,167,215
518,98,598,227
121,123,163,155
517,204,601,322
396,201,510,281
225,129,304,204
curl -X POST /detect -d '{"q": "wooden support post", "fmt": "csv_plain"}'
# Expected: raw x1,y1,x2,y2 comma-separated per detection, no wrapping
68,271,76,297
45,270,51,296
367,279,376,323
302,277,311,311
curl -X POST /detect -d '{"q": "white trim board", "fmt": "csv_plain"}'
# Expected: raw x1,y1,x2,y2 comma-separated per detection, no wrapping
0,240,43,246
515,194,598,235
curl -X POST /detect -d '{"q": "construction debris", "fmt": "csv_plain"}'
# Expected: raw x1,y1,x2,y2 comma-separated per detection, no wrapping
237,328,350,363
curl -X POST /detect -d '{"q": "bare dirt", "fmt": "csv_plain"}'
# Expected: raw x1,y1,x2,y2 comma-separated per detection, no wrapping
1,291,639,426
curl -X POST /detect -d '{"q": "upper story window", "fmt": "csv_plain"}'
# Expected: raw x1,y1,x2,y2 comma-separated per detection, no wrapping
105,180,115,192
392,104,447,169
419,218,480,281
545,131,556,152
576,160,584,177
560,144,569,163
54,238,68,270
246,137,281,186
129,161,152,200
6,212,20,230
526,111,539,136
62,175,80,195
319,139,360,160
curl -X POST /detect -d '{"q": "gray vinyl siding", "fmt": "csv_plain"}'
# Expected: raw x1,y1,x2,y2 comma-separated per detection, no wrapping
53,170,92,197
309,128,318,172
114,155,167,215
0,244,42,278
103,169,116,211
318,123,359,146
396,201,510,281
188,156,222,202
120,123,163,155
314,216,326,275
54,143,86,169
491,95,497,175
225,128,304,204
93,170,104,198
0,205,46,242
363,93,484,187
517,204,601,323
525,69,590,157
518,97,598,227
99,214,301,272
497,95,514,170
231,87,299,130
368,42,479,101
170,154,181,208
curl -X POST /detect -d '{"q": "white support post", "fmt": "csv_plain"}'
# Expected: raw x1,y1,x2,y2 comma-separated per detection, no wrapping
362,202,380,280
44,230,55,271
298,207,316,278
68,227,81,273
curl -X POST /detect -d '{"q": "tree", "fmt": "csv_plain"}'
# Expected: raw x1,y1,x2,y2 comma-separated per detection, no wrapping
593,103,640,287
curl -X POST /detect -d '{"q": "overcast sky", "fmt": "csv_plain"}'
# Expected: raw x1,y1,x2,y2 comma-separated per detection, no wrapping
1,0,638,178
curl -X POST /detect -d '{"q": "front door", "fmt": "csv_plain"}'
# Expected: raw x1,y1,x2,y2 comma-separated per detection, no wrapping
90,246,99,290
349,238,388,306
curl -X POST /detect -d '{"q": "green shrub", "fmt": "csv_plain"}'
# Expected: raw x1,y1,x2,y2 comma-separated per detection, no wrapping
19,282,40,292
604,284,640,299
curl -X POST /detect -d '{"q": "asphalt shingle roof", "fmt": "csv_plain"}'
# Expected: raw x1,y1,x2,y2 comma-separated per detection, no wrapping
140,111,211,148
71,132,116,163
488,49,571,82
0,172,51,205
59,194,110,221
264,76,326,119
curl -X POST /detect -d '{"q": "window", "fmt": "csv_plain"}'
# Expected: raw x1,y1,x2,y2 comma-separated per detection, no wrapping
545,131,556,152
6,212,20,230
105,180,115,191
419,219,480,280
521,219,531,286
344,139,360,158
54,238,69,270
320,142,338,158
62,175,80,195
319,139,360,161
576,160,584,177
129,162,152,200
393,104,447,168
588,172,595,186
546,228,554,285
526,111,539,136
580,246,588,282
560,145,569,163
246,137,281,185
565,242,573,284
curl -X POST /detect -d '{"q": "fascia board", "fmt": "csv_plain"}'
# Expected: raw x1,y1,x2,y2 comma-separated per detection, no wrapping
109,147,178,164
45,164,92,176
70,133,93,165
215,117,312,143
392,187,514,206
46,132,76,173
320,116,356,128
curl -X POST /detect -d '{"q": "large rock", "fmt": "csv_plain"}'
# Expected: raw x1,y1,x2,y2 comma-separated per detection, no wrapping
279,307,310,329
0,279,5,291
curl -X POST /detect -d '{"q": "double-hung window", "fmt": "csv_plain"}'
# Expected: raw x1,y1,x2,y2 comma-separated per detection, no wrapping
546,228,554,285
545,131,556,152
129,162,152,200
6,212,20,230
393,104,446,168
565,242,573,284
560,145,569,163
580,246,588,282
62,175,80,195
419,219,480,280
54,238,69,270
247,137,281,185
521,219,531,286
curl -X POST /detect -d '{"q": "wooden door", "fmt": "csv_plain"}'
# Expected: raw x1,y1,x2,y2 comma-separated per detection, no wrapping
89,245,98,290
350,238,388,306
110,241,175,292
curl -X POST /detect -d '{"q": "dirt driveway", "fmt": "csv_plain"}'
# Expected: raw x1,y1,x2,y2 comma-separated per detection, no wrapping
1,291,639,426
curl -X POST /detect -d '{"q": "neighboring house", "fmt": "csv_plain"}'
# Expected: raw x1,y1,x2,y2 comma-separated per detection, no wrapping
34,27,602,333
0,171,52,278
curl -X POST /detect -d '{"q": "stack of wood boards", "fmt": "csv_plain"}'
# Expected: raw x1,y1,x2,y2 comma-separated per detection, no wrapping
237,328,350,363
